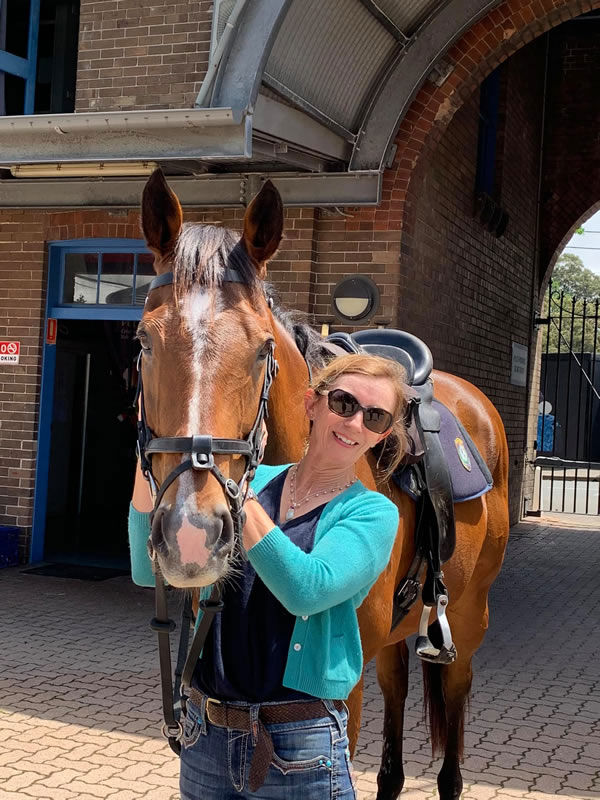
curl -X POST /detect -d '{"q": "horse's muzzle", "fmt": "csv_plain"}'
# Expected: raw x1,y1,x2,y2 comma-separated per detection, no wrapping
151,504,235,581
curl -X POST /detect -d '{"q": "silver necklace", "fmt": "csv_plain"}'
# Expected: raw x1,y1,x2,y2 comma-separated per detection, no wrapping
285,464,357,521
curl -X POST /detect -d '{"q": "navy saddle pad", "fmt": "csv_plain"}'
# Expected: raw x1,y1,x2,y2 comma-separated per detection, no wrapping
394,400,493,504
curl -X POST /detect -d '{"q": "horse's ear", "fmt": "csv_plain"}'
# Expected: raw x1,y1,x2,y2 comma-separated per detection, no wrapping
242,180,283,275
141,168,183,266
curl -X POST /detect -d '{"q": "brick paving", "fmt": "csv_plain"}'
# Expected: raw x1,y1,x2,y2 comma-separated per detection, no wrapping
0,516,598,800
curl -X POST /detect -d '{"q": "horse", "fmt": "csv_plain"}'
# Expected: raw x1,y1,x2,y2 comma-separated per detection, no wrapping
137,169,510,800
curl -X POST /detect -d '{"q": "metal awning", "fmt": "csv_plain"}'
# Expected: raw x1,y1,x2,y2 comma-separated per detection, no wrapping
0,0,503,206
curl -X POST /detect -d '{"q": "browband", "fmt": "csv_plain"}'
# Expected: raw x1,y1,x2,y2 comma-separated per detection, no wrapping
147,267,246,293
147,242,250,293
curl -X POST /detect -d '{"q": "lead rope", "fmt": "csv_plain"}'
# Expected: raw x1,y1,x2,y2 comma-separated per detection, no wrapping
151,563,224,755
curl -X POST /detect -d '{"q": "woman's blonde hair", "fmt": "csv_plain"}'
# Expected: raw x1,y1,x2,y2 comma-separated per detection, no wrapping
310,353,409,479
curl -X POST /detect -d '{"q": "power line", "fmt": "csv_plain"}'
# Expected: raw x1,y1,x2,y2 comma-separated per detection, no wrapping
564,246,600,251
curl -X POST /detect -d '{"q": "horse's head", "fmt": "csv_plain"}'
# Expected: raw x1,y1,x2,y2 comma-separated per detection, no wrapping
139,169,283,587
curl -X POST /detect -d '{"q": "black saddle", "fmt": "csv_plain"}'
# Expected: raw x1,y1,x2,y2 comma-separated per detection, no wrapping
325,329,433,387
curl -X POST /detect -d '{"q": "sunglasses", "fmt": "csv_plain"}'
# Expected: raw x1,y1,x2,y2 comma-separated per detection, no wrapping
322,388,394,434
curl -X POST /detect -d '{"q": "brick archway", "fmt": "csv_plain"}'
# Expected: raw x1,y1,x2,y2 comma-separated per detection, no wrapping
542,199,600,299
389,0,600,210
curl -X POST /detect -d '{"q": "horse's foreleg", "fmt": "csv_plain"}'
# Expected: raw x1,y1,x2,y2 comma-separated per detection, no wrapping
375,640,409,800
346,674,364,757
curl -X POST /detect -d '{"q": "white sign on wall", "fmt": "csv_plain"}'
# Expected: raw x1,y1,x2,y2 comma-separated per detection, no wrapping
0,341,20,364
510,342,528,387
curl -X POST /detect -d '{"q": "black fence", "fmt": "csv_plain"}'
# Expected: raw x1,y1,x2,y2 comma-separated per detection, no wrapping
536,283,600,514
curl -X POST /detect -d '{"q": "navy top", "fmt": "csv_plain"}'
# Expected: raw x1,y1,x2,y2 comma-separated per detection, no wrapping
195,467,326,702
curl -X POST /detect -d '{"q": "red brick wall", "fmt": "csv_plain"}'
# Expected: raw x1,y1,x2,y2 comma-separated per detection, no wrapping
76,0,213,111
393,41,546,523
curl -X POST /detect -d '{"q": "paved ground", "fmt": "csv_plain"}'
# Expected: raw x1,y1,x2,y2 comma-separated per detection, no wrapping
0,515,598,800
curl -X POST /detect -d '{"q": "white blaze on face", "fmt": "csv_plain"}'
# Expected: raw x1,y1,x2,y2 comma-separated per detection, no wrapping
176,287,221,515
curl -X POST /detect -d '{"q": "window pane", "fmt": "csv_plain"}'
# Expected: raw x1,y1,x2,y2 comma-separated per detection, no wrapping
99,253,135,304
63,253,98,304
3,73,25,115
134,253,156,305
4,0,31,59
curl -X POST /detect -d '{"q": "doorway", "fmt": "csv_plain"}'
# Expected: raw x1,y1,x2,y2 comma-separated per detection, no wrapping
44,319,139,566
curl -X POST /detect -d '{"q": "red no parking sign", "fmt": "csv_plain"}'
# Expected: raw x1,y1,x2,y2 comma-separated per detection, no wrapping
0,341,20,364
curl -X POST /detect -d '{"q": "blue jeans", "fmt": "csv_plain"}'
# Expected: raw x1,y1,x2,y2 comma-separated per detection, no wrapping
179,697,357,799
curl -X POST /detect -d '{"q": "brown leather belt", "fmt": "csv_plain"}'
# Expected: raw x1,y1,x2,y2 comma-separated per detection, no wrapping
187,688,345,792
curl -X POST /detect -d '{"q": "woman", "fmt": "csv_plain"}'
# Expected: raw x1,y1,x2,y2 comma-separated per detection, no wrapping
129,353,408,800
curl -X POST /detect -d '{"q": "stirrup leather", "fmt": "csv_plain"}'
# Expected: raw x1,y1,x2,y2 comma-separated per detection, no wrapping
415,594,457,664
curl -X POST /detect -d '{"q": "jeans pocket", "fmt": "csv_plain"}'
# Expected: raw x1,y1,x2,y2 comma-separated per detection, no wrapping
182,707,202,750
270,721,334,775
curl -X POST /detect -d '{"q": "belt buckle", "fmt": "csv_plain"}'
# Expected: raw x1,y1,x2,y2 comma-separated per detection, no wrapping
205,697,221,725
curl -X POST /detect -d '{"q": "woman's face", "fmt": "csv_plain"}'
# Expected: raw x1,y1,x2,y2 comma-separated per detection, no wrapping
305,373,397,469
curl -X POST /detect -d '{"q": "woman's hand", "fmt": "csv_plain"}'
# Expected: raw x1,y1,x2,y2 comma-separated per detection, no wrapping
131,461,154,513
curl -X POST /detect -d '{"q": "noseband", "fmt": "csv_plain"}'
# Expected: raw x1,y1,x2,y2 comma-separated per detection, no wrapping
136,267,278,560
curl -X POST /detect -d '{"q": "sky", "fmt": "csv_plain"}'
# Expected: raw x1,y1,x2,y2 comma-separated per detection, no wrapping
561,208,600,274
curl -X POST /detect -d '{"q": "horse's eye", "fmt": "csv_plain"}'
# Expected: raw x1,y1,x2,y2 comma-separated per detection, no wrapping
258,339,275,360
137,331,152,352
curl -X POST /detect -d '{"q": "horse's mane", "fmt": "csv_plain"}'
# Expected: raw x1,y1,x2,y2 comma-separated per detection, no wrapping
173,223,260,298
266,284,331,370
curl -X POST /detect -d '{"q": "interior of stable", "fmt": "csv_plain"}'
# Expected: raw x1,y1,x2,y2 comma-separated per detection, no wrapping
44,319,138,568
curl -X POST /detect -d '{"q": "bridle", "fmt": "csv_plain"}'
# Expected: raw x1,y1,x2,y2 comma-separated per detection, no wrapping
136,265,278,556
135,261,279,754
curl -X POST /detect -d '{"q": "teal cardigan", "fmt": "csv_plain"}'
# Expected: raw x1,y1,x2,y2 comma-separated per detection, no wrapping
128,463,399,699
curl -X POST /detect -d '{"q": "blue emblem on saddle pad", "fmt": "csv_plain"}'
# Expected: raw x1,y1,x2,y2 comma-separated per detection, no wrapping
435,401,492,502
454,437,471,471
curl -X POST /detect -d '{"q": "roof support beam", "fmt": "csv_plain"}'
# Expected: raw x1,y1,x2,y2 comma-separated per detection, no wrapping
211,0,293,111
350,0,503,171
0,171,381,208
0,108,251,164
358,0,409,42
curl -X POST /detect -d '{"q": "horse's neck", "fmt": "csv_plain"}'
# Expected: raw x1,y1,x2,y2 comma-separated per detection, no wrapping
266,319,310,464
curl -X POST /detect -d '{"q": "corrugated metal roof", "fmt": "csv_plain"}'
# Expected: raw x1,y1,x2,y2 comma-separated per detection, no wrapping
374,0,444,36
265,0,396,132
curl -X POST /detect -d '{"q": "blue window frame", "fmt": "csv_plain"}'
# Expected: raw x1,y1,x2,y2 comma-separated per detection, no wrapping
32,239,151,563
47,238,153,320
0,0,40,114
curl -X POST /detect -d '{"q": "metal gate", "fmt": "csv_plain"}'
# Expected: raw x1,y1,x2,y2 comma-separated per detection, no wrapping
535,280,600,514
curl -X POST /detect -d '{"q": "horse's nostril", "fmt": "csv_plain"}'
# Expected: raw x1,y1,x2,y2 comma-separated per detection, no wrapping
216,508,234,552
151,506,169,554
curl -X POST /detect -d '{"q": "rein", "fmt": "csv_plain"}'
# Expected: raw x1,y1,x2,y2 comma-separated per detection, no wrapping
135,266,279,753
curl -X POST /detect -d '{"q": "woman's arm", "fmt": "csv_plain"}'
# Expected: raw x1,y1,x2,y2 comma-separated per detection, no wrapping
129,463,155,587
245,494,398,617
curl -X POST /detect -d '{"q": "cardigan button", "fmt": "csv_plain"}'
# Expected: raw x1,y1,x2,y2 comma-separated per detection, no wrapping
301,615,308,621
293,643,302,651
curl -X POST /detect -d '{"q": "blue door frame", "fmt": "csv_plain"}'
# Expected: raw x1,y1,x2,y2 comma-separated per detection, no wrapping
31,239,149,563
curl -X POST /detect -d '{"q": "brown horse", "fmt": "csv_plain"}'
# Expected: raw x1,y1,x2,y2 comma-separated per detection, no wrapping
138,169,509,800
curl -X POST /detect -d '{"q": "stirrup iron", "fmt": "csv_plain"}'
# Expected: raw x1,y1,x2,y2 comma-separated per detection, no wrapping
415,594,457,664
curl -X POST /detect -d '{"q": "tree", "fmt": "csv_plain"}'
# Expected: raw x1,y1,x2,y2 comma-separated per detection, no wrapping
543,253,600,354
552,253,600,300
